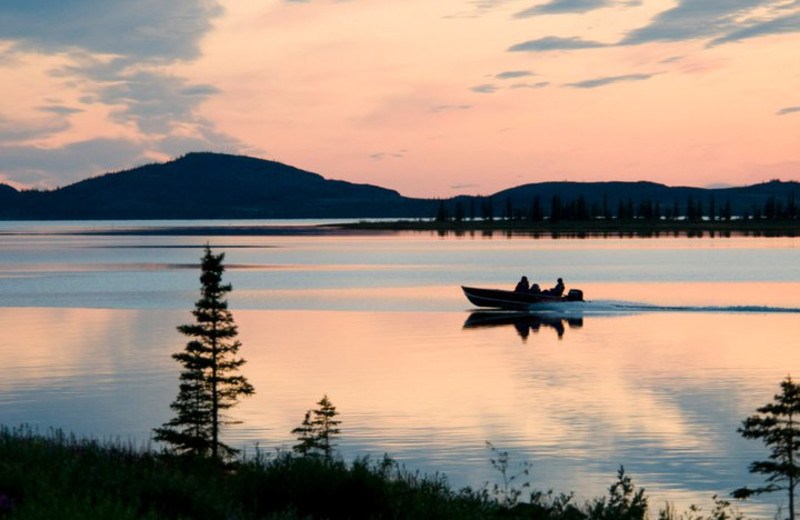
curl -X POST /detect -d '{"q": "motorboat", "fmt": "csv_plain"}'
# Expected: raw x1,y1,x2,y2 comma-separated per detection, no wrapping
461,285,584,310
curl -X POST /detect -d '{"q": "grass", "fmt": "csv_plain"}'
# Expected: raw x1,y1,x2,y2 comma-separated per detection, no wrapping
0,426,750,520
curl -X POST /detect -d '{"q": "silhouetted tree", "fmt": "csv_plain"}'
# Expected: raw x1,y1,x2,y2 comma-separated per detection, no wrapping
733,376,800,520
154,245,255,460
481,197,494,221
709,194,716,221
722,199,732,221
435,200,448,222
550,195,563,222
454,201,464,222
529,196,543,222
292,395,341,460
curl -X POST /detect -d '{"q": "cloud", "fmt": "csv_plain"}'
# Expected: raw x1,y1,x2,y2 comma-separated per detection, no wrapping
38,105,84,116
620,0,800,47
471,84,500,94
515,0,615,17
508,36,608,52
510,81,551,89
0,0,223,61
431,105,472,113
0,115,71,144
0,0,242,188
776,106,800,116
0,138,152,188
496,70,536,79
444,0,518,19
94,70,222,134
564,73,654,88
369,150,407,161
708,11,800,46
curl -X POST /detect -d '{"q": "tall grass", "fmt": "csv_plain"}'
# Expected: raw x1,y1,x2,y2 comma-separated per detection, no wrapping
0,426,747,519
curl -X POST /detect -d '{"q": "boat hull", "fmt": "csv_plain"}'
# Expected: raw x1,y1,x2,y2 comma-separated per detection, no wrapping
461,286,584,310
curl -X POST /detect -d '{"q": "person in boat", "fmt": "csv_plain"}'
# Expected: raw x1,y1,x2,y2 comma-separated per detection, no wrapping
544,278,564,296
529,283,541,294
514,276,530,292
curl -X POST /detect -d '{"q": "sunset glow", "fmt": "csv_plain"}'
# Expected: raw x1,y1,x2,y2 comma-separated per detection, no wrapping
1,0,798,196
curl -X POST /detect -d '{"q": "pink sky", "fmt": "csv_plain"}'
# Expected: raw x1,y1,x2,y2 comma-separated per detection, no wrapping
1,0,798,197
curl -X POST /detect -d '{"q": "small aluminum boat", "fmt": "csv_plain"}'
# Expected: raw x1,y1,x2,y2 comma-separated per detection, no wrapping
461,285,584,310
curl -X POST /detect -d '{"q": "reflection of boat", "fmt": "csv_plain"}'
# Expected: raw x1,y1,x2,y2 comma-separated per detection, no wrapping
461,285,584,310
463,311,583,341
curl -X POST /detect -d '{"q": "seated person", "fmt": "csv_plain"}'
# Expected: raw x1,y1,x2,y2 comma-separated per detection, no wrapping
514,276,530,292
529,283,541,294
544,278,565,296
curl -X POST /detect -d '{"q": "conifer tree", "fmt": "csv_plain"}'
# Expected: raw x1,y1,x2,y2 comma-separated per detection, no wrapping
154,245,254,460
733,376,800,520
292,395,341,459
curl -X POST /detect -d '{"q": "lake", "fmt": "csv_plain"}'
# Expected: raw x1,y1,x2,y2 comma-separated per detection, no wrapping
1,220,798,517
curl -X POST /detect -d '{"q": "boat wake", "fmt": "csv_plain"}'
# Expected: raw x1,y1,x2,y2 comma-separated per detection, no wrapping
584,300,800,315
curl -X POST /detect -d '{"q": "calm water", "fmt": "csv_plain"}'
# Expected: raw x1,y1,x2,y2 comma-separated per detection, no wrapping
1,221,799,516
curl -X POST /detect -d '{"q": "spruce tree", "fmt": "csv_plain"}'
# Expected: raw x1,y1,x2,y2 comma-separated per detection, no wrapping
154,245,254,460
733,376,800,520
292,395,341,460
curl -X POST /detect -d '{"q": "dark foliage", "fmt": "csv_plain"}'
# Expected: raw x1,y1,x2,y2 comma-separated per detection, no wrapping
153,245,254,460
733,376,800,519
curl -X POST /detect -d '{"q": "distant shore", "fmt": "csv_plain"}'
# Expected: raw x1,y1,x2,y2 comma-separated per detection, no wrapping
4,218,798,237
332,219,800,237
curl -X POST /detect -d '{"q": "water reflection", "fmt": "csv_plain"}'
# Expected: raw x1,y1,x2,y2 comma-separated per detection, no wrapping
463,311,584,341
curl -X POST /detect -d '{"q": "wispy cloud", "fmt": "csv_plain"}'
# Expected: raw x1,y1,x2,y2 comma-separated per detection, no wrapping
0,138,151,188
510,81,551,89
509,36,608,52
471,84,500,94
776,106,800,115
37,105,84,116
495,70,536,79
620,0,800,46
515,0,615,17
369,150,407,161
0,115,70,144
708,11,800,46
431,105,472,113
564,73,654,88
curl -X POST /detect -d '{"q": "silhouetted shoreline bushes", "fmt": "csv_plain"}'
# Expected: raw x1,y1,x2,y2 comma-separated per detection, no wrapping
0,426,746,520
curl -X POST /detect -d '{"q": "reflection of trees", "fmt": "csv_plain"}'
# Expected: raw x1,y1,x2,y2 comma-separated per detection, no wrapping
463,311,583,342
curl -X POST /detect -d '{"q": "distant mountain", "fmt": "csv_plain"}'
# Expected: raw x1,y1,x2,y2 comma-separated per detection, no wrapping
0,152,435,219
0,152,796,220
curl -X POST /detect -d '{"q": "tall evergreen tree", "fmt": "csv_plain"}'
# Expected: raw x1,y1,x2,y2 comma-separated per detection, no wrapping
154,245,254,460
733,376,800,520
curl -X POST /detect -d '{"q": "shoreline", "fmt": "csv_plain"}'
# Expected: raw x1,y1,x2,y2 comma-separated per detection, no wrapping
331,219,800,237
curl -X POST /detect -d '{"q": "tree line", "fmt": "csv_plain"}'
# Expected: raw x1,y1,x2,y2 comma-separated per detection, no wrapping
435,192,800,223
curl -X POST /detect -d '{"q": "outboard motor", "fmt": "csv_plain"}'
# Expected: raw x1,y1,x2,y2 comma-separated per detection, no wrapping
566,289,584,302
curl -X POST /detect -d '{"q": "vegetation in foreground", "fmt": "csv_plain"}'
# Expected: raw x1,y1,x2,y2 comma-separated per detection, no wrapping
0,426,749,520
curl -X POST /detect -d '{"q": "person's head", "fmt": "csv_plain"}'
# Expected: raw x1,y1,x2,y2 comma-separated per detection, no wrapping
557,277,563,283
521,276,528,281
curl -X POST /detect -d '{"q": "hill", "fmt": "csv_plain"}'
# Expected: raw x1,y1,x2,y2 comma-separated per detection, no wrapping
0,153,797,220
0,153,435,219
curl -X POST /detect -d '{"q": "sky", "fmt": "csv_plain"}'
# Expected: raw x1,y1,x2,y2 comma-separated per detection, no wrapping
1,0,798,197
